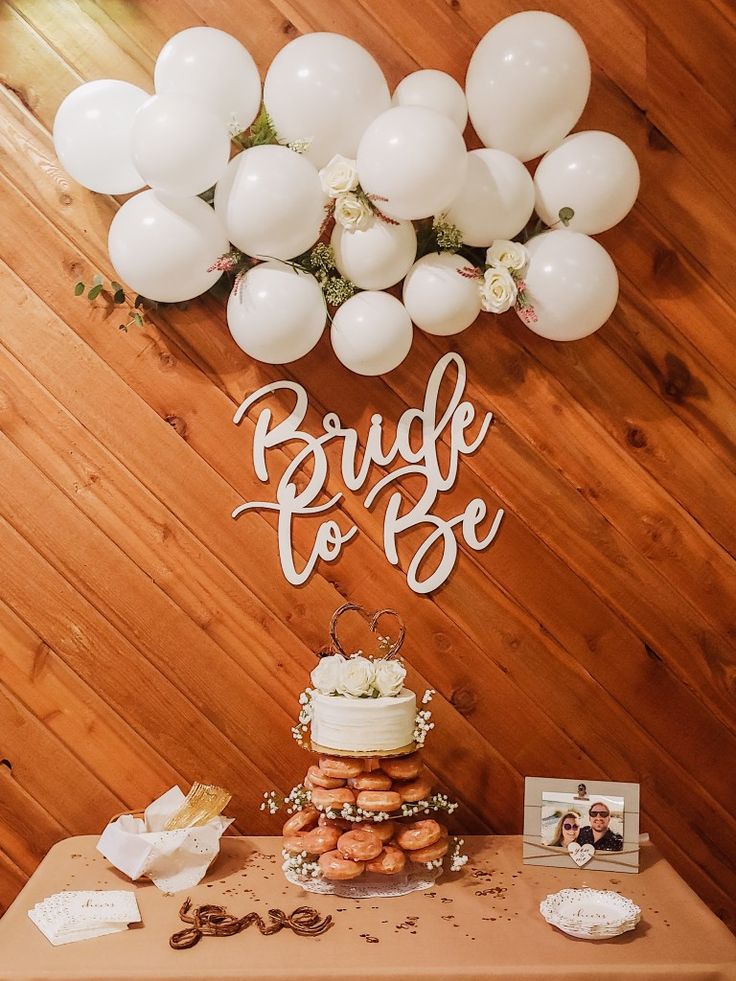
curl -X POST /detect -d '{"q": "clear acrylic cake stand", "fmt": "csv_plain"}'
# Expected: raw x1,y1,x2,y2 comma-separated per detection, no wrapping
284,865,441,898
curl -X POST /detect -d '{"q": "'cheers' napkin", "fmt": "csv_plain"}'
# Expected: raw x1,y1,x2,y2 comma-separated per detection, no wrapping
97,786,234,893
28,890,141,946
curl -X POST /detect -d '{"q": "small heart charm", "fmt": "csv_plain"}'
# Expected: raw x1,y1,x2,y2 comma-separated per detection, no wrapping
568,842,595,867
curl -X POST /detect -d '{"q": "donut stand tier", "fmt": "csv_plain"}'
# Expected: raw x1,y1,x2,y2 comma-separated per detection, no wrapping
282,749,448,898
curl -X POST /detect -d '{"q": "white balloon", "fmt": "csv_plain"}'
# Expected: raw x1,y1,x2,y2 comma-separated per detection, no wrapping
131,94,230,197
403,253,481,336
154,27,261,132
264,33,390,167
466,11,590,162
331,218,417,290
519,230,619,341
534,131,640,234
108,191,229,302
215,146,326,260
331,292,413,375
53,80,148,194
444,148,535,246
227,261,326,364
392,69,468,132
357,106,467,221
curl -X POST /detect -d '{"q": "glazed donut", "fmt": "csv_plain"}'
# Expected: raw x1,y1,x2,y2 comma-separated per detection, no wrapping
318,850,365,880
408,838,449,864
310,787,356,811
362,757,381,772
282,832,310,854
381,751,422,781
353,820,396,843
282,805,319,836
303,775,316,790
394,819,442,851
395,768,433,803
366,845,407,875
318,755,364,779
356,790,402,813
318,814,352,830
307,765,346,789
337,829,383,862
299,826,341,855
348,770,393,792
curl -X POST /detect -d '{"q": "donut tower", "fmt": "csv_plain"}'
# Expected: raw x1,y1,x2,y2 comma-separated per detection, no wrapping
272,605,463,895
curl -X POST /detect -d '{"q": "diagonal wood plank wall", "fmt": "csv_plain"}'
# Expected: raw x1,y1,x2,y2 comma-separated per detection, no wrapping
1,0,735,931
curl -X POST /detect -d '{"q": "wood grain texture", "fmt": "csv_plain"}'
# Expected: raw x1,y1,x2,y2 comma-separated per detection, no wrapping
0,0,735,931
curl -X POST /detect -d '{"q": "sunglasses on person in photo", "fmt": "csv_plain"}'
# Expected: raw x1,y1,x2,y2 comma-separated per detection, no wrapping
563,823,579,830
590,810,610,817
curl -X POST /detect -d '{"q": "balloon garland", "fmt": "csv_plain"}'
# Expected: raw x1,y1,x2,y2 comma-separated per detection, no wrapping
55,14,640,375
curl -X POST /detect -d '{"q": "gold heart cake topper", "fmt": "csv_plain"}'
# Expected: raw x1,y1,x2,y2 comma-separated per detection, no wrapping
321,603,406,661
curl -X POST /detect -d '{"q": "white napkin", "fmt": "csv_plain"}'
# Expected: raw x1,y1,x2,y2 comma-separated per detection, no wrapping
97,786,234,893
28,891,140,946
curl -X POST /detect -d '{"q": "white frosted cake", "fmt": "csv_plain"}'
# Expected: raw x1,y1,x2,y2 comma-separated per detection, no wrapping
310,688,417,755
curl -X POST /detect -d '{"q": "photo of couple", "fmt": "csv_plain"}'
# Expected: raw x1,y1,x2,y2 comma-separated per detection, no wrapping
542,793,625,852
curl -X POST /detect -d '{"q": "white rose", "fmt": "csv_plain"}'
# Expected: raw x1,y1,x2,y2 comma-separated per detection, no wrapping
374,659,406,697
480,263,518,314
337,655,377,697
334,192,373,231
310,654,345,694
485,239,528,273
319,155,359,198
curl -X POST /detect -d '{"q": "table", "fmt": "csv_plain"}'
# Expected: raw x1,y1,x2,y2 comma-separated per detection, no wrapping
1,836,734,980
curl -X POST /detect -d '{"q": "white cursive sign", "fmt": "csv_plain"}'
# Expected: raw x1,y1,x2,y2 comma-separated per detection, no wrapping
232,353,504,594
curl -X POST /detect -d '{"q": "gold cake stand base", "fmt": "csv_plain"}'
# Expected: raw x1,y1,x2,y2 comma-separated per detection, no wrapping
310,740,417,759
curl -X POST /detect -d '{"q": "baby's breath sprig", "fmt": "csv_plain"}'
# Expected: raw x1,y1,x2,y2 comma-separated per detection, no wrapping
432,214,463,253
260,783,312,816
413,705,435,747
281,849,322,880
302,244,356,310
449,836,469,872
400,792,458,819
290,688,315,748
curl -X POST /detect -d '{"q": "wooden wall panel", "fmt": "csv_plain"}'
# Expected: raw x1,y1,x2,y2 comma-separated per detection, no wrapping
1,0,735,931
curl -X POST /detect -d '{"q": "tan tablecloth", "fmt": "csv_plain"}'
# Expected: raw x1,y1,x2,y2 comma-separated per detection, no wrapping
0,836,734,980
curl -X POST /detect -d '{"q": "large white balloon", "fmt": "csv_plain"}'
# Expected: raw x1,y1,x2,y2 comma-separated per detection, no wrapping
357,106,467,220
331,292,413,375
466,11,590,162
331,218,417,290
403,253,481,336
215,146,326,260
444,148,535,246
227,261,326,364
392,69,468,132
519,230,619,341
534,131,640,234
264,33,390,167
53,80,148,194
131,94,230,197
108,191,229,302
154,27,261,133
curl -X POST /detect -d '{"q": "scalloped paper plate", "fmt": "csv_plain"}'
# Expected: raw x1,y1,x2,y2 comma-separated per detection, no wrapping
540,888,641,940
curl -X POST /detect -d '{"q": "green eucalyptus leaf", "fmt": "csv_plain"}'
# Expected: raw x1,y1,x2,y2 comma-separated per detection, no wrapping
74,281,85,296
133,312,144,326
113,289,125,304
92,273,104,287
110,281,123,292
87,284,103,300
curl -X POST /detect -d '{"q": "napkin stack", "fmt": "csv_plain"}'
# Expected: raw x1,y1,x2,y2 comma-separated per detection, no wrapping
28,890,141,946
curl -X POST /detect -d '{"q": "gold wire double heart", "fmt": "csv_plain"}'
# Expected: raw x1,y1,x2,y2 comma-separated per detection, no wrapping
325,603,406,661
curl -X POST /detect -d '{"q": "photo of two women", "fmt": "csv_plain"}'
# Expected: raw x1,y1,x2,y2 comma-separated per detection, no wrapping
542,794,625,852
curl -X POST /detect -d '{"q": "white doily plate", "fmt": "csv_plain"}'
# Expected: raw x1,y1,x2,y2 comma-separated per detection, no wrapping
285,866,440,898
540,888,641,940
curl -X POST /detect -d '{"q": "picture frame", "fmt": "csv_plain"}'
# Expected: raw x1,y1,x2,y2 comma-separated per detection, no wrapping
523,776,640,874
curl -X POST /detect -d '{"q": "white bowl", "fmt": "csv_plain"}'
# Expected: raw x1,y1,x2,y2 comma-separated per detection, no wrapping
540,888,641,940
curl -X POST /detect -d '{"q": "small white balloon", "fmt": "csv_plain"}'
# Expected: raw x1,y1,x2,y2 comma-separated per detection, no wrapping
53,79,148,194
466,11,590,161
215,145,326,260
519,230,619,341
403,253,481,336
534,131,640,234
227,261,326,364
264,32,390,167
392,69,468,132
154,26,261,132
331,218,417,290
444,148,535,246
108,190,229,302
331,291,413,375
357,106,467,220
131,93,231,197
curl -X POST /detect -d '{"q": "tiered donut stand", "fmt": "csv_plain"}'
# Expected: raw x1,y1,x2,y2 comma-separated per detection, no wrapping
281,606,453,898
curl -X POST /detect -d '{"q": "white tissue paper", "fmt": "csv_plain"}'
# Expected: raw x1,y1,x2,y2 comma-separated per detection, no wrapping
28,890,141,946
96,786,234,892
